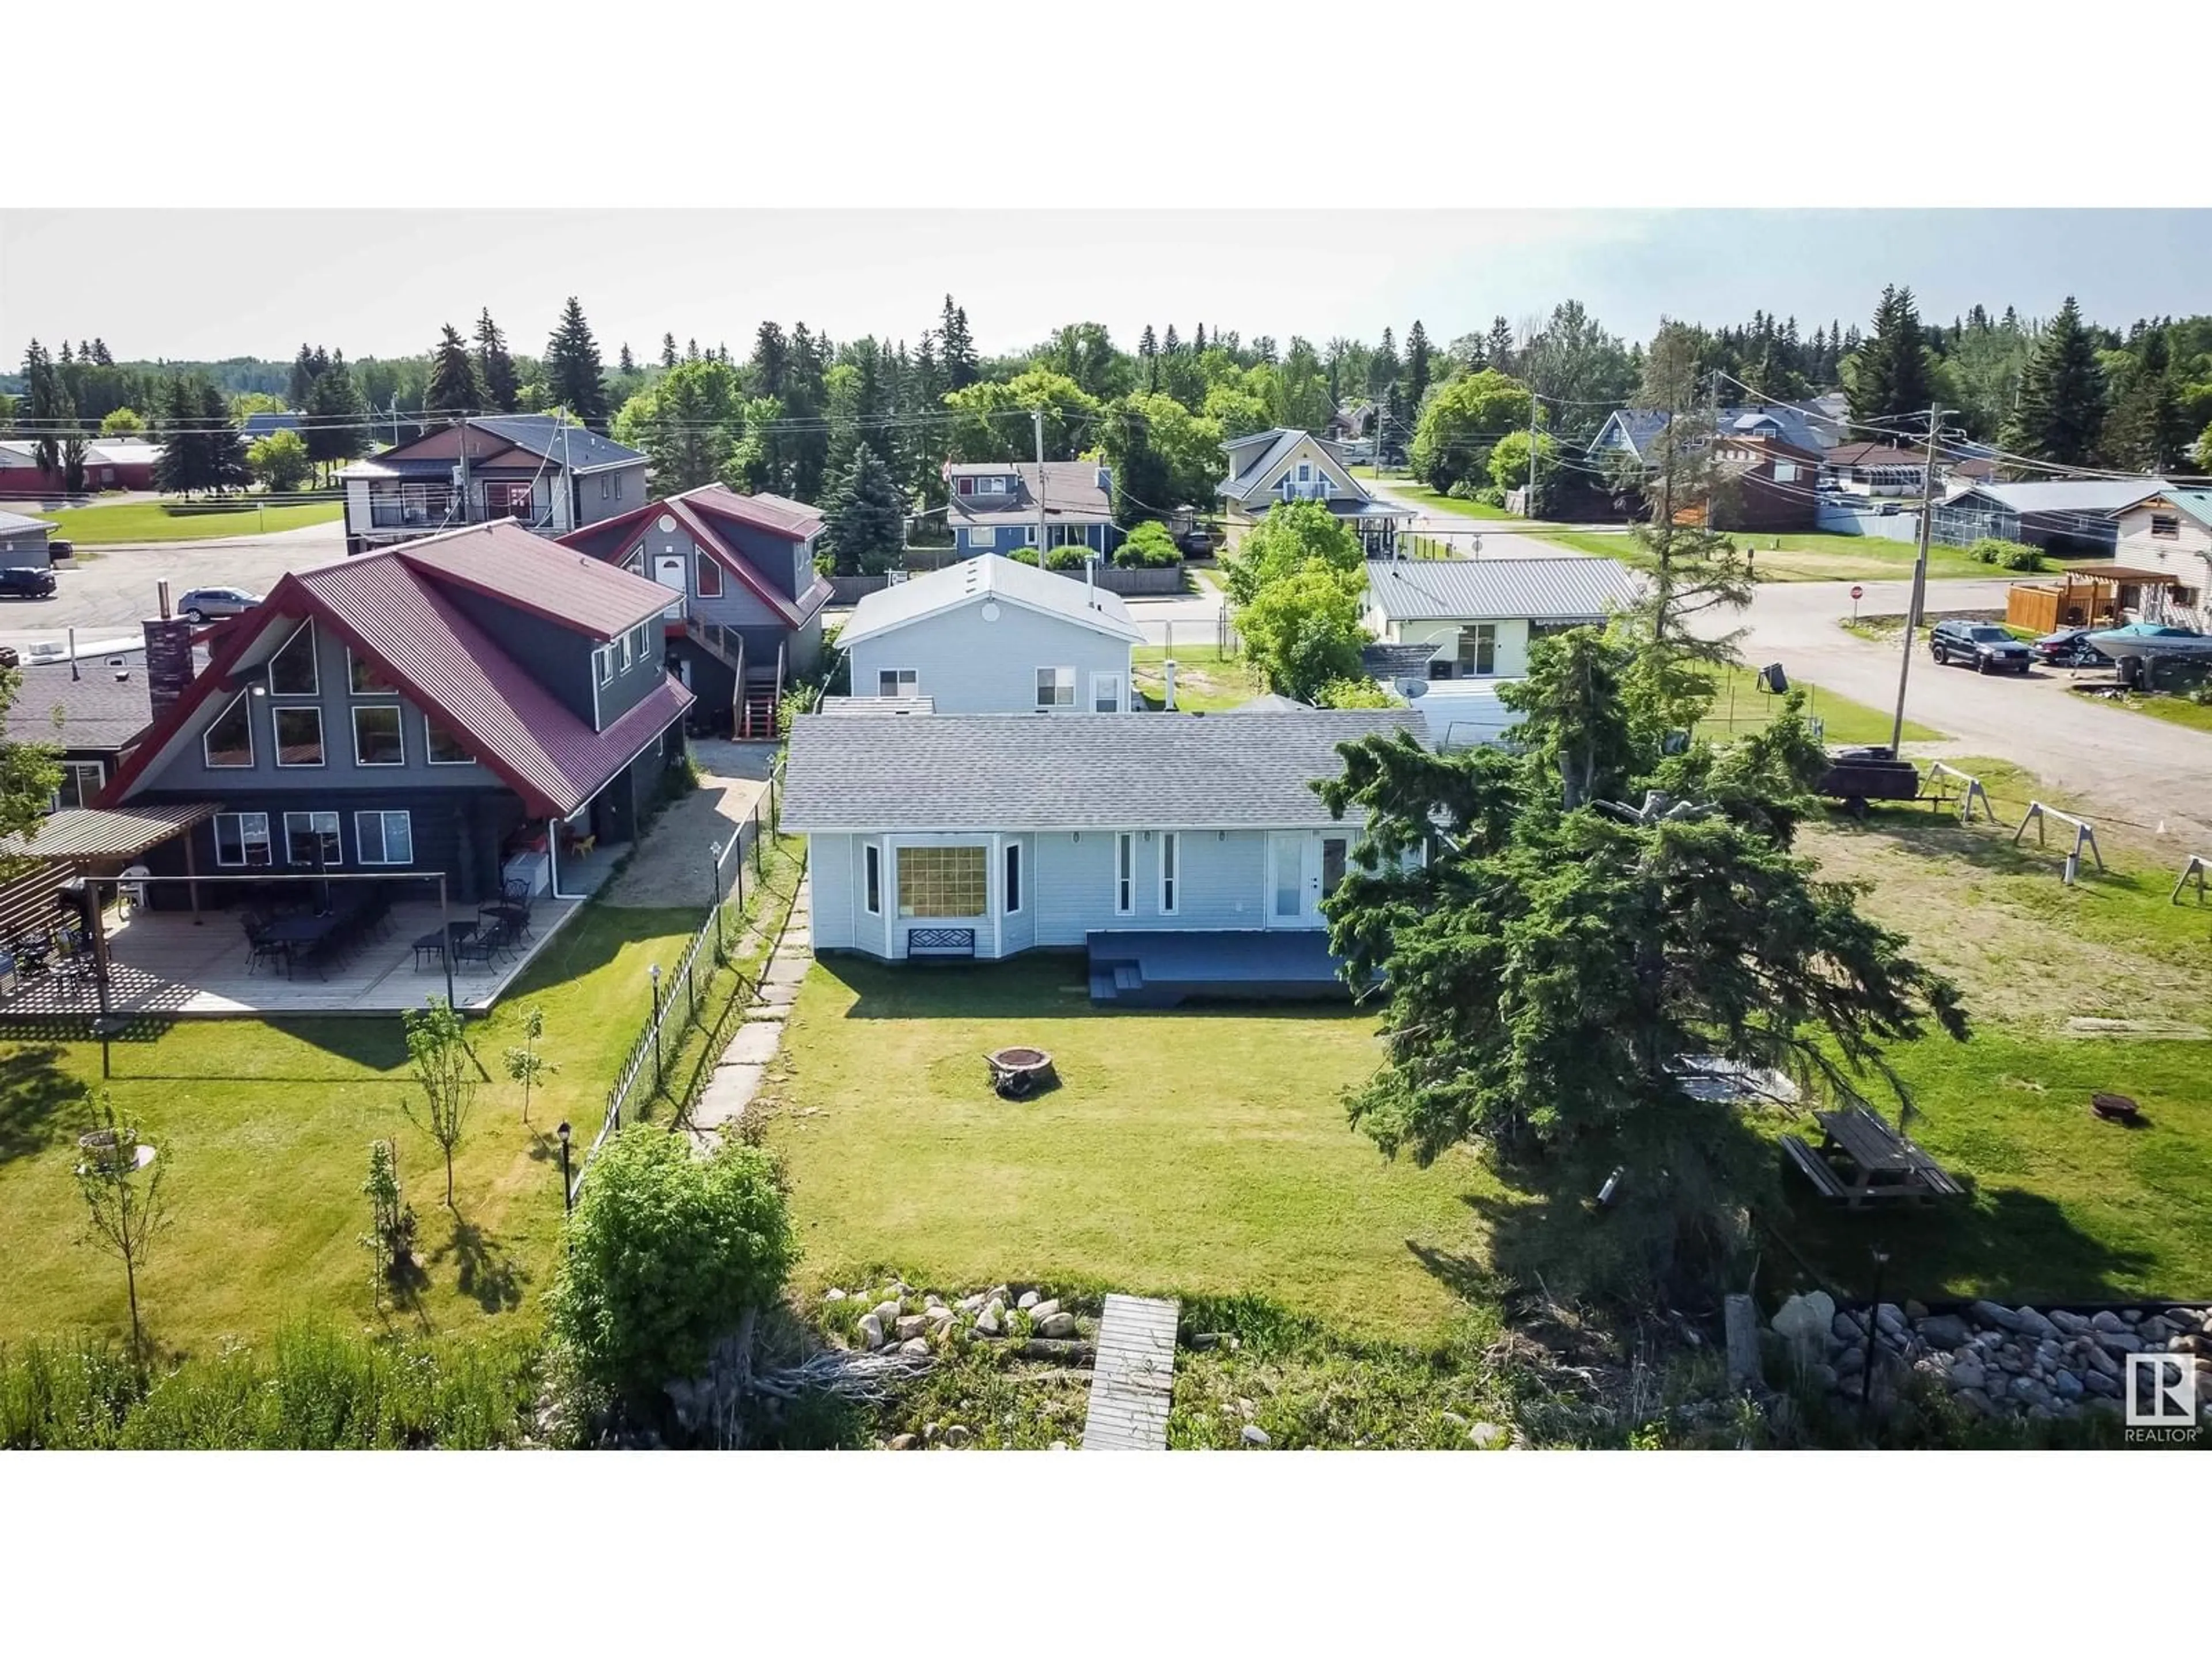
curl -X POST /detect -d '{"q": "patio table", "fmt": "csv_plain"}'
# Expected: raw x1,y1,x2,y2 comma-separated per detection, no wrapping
411,921,477,970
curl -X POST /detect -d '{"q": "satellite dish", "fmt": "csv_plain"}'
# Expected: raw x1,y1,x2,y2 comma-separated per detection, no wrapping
1396,679,1429,699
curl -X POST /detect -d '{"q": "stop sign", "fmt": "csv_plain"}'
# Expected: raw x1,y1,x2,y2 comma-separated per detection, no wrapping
1850,585,1865,600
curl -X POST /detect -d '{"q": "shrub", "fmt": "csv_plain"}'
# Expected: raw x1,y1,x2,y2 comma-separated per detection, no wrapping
1008,547,1040,566
1044,544,1089,572
548,1127,794,1410
1315,676,1397,709
1968,537,2043,571
1113,521,1181,569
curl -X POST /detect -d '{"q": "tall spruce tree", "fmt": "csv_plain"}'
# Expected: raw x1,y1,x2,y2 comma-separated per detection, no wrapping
2105,331,2188,471
819,442,906,575
286,344,320,409
1404,320,1433,416
750,322,789,398
474,309,520,412
1848,285,1934,431
939,296,979,389
618,342,636,376
1369,327,1400,400
1484,316,1516,376
2002,296,2108,467
304,352,369,479
426,324,484,418
785,324,831,501
660,332,678,370
543,297,609,429
200,380,251,493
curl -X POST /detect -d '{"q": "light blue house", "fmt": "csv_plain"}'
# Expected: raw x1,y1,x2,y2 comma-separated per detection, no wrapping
946,460,1120,559
837,554,1142,714
781,707,1426,1003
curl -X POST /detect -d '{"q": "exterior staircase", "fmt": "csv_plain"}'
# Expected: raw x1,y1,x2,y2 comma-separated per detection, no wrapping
739,675,780,740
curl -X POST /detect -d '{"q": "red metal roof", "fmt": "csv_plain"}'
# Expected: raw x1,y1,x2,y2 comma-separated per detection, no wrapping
393,520,674,641
103,543,694,821
557,487,832,628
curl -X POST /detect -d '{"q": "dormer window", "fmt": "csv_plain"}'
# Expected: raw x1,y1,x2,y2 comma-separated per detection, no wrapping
957,477,975,496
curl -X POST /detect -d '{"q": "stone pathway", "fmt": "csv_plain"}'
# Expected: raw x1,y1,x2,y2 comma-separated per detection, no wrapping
688,873,812,1145
1081,1294,1181,1450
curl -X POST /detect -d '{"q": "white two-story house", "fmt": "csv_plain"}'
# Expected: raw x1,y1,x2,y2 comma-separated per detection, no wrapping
1215,428,1411,553
2110,489,2212,631
836,554,1143,714
339,415,649,555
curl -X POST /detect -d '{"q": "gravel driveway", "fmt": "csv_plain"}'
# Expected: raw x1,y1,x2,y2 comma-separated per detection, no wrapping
597,740,774,910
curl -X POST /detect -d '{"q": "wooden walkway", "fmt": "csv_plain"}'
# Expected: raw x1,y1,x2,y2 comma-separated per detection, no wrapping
1081,1293,1181,1450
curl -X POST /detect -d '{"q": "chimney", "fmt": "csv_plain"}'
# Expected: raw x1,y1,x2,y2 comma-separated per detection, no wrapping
1163,658,1177,711
143,582,195,725
69,627,79,680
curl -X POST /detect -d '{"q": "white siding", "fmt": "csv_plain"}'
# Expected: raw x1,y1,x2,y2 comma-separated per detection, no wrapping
809,832,859,951
849,594,1133,714
2112,505,2212,631
1385,616,1533,678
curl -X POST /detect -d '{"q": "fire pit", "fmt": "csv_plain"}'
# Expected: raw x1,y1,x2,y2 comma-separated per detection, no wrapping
2090,1092,2141,1123
984,1047,1056,1099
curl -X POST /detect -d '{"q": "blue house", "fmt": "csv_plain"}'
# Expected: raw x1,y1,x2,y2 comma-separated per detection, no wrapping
561,483,833,738
838,554,1141,714
946,460,1120,560
781,707,1426,1003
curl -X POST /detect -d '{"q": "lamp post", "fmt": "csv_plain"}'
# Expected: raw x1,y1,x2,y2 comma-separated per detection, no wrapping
556,1119,573,1214
1860,1247,1889,1424
710,839,725,956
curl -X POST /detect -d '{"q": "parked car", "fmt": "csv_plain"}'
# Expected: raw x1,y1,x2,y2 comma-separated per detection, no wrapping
1929,619,2032,675
47,538,75,561
177,586,262,622
0,566,58,600
1176,525,1218,556
2030,626,2111,668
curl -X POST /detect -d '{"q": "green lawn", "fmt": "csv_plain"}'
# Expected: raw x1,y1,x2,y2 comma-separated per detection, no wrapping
2074,687,2212,734
1351,472,1517,521
766,961,1498,1342
1700,664,1941,745
44,498,343,544
0,903,706,1352
1132,643,1264,712
1540,529,1992,584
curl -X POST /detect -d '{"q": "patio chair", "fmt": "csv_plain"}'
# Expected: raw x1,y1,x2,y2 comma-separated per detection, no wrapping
241,916,288,976
452,927,504,974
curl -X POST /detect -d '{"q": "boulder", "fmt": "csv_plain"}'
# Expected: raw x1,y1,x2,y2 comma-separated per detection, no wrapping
1970,1300,2023,1332
1955,1387,1995,1418
987,1285,1012,1305
1807,1363,1838,1392
899,1338,930,1357
1036,1312,1078,1339
2048,1309,2090,1337
1026,1298,1062,1324
1948,1360,1986,1392
1904,1298,1930,1320
923,1293,945,1311
858,1313,885,1350
2090,1310,2126,1334
1835,1344,1865,1377
1468,1421,1507,1449
958,1293,987,1315
1770,1293,1837,1358
2139,1315,2178,1343
974,1309,1004,1338
870,1300,902,1330
1875,1303,1907,1336
2051,1369,2085,1400
895,1315,929,1342
2013,1306,2058,1340
888,1433,919,1450
943,1424,973,1448
2084,1344,2120,1379
1048,1440,1070,1452
1917,1314,1970,1350
824,1287,847,1302
2096,1330,2145,1354
1241,1425,1271,1447
1440,1411,1469,1430
2082,1368,2120,1398
1828,1312,1863,1346
1017,1290,1042,1312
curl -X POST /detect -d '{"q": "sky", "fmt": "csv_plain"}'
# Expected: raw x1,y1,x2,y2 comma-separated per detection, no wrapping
5,209,2211,366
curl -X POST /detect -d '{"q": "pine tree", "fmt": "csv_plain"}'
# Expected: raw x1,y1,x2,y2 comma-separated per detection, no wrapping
304,351,370,478
939,296,979,390
820,442,907,575
1848,285,1933,431
2002,296,2108,467
1404,320,1433,416
751,322,789,397
660,332,678,370
1485,316,1515,376
58,340,74,366
287,343,320,409
686,338,700,362
618,342,636,375
90,338,113,367
1193,324,1207,355
200,380,251,493
474,308,519,412
544,297,609,428
426,324,484,418
785,324,831,501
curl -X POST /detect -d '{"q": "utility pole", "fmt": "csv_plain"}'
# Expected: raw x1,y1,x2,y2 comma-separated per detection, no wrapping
1888,404,1944,755
1525,392,1540,519
1032,407,1047,562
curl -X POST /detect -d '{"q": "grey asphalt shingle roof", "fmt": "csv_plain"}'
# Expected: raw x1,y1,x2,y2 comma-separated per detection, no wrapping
781,710,1426,831
2,654,153,752
838,555,1142,646
1593,404,1830,461
474,414,644,472
1362,556,1637,623
946,461,1113,524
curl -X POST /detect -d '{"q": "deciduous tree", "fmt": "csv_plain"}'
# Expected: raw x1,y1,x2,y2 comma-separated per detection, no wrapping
1407,369,1532,494
74,1089,168,1368
400,997,479,1210
248,428,312,492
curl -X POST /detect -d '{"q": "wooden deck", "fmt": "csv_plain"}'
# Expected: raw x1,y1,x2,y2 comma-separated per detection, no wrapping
1084,929,1361,1007
0,897,588,1018
1081,1293,1181,1450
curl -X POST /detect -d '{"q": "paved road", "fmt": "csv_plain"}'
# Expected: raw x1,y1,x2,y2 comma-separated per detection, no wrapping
1727,576,2212,843
0,521,348,647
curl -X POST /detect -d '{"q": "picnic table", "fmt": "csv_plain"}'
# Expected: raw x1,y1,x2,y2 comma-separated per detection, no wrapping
1781,1106,1963,1208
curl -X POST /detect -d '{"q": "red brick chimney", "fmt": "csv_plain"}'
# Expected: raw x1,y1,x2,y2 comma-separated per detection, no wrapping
143,580,196,725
